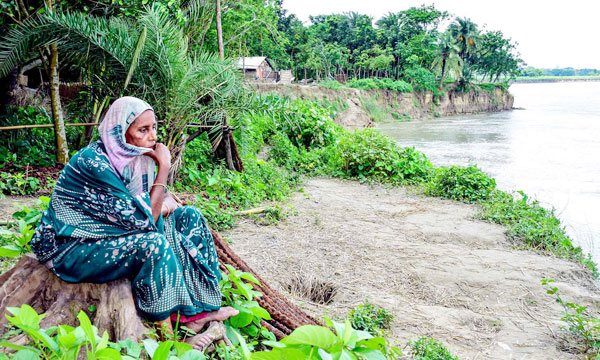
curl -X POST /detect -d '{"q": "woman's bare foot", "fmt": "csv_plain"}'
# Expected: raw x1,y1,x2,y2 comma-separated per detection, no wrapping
186,332,214,351
185,321,227,351
185,307,239,333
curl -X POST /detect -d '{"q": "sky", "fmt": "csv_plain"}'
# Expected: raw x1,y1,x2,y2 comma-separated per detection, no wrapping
281,0,600,69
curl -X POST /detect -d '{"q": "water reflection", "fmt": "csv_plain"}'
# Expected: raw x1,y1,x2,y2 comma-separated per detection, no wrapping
380,82,600,263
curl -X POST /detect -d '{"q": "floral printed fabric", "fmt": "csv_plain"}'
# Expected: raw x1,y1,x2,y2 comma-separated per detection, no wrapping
31,141,222,321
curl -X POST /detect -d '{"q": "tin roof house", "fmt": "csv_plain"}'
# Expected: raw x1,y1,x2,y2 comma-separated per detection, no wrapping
236,56,277,81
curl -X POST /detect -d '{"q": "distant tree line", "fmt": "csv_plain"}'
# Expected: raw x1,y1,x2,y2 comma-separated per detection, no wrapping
520,67,600,77
259,3,525,86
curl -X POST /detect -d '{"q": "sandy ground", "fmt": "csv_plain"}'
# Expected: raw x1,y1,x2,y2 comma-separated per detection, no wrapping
223,177,600,359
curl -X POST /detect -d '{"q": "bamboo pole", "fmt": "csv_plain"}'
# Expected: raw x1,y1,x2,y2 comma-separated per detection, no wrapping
0,124,236,131
216,0,224,60
0,123,99,130
235,207,266,216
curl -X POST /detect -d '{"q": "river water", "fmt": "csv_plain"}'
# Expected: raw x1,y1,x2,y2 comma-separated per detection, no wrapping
379,82,600,263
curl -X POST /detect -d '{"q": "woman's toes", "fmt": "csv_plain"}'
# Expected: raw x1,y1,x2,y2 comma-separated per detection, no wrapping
192,333,214,351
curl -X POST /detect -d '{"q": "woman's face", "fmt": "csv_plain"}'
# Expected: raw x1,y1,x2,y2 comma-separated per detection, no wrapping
125,110,157,149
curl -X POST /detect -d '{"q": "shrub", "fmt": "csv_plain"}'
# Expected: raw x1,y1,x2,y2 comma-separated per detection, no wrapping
403,67,439,93
176,133,301,230
319,80,343,90
410,337,458,360
349,301,393,336
542,278,600,354
336,129,432,183
279,100,339,149
478,82,509,93
426,165,496,202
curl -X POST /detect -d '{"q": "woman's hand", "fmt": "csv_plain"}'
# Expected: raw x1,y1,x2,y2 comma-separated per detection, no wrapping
144,143,171,169
161,194,180,218
147,143,171,223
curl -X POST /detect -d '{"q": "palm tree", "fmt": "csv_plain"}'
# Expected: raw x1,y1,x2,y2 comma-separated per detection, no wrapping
0,3,244,177
448,17,480,61
431,30,462,88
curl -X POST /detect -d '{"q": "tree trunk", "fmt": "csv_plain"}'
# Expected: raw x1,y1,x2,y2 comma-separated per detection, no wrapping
0,231,319,343
439,57,447,89
48,43,69,165
216,0,224,60
223,134,235,171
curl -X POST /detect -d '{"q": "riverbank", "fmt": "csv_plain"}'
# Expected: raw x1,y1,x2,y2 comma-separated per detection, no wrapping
224,177,600,359
251,83,513,128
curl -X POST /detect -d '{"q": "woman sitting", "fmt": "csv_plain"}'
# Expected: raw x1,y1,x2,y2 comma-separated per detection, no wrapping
30,96,238,349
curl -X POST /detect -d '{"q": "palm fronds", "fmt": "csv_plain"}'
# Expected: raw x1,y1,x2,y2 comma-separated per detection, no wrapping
0,4,244,172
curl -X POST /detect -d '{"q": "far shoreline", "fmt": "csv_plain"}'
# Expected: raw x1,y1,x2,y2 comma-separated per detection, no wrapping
512,77,600,84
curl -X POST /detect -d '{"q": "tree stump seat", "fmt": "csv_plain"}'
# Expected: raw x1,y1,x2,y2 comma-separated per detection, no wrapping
0,230,319,343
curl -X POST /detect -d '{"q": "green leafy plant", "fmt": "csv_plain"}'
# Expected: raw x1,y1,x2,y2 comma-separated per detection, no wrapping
403,67,440,94
220,264,274,344
0,304,206,360
0,219,35,258
426,165,496,203
0,171,42,196
0,304,123,360
278,100,340,150
542,278,600,355
409,337,458,360
0,196,49,258
0,106,60,167
251,316,401,360
349,301,393,336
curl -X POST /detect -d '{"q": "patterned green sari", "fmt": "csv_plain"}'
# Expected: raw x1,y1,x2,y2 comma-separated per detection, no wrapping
31,141,222,321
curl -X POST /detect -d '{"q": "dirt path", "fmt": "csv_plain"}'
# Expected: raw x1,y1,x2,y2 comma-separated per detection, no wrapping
223,177,600,359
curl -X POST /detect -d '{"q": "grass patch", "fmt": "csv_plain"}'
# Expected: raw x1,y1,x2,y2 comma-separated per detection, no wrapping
318,80,343,90
349,300,393,336
347,78,413,93
477,82,509,93
359,95,389,123
479,191,598,276
410,337,458,360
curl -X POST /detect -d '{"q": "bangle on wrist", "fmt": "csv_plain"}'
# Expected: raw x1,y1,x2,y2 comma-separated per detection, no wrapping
152,183,167,189
163,203,172,217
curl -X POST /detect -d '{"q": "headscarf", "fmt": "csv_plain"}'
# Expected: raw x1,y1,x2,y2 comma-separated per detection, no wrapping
98,96,156,196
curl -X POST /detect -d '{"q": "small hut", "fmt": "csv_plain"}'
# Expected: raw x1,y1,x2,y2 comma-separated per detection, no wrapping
236,56,277,81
